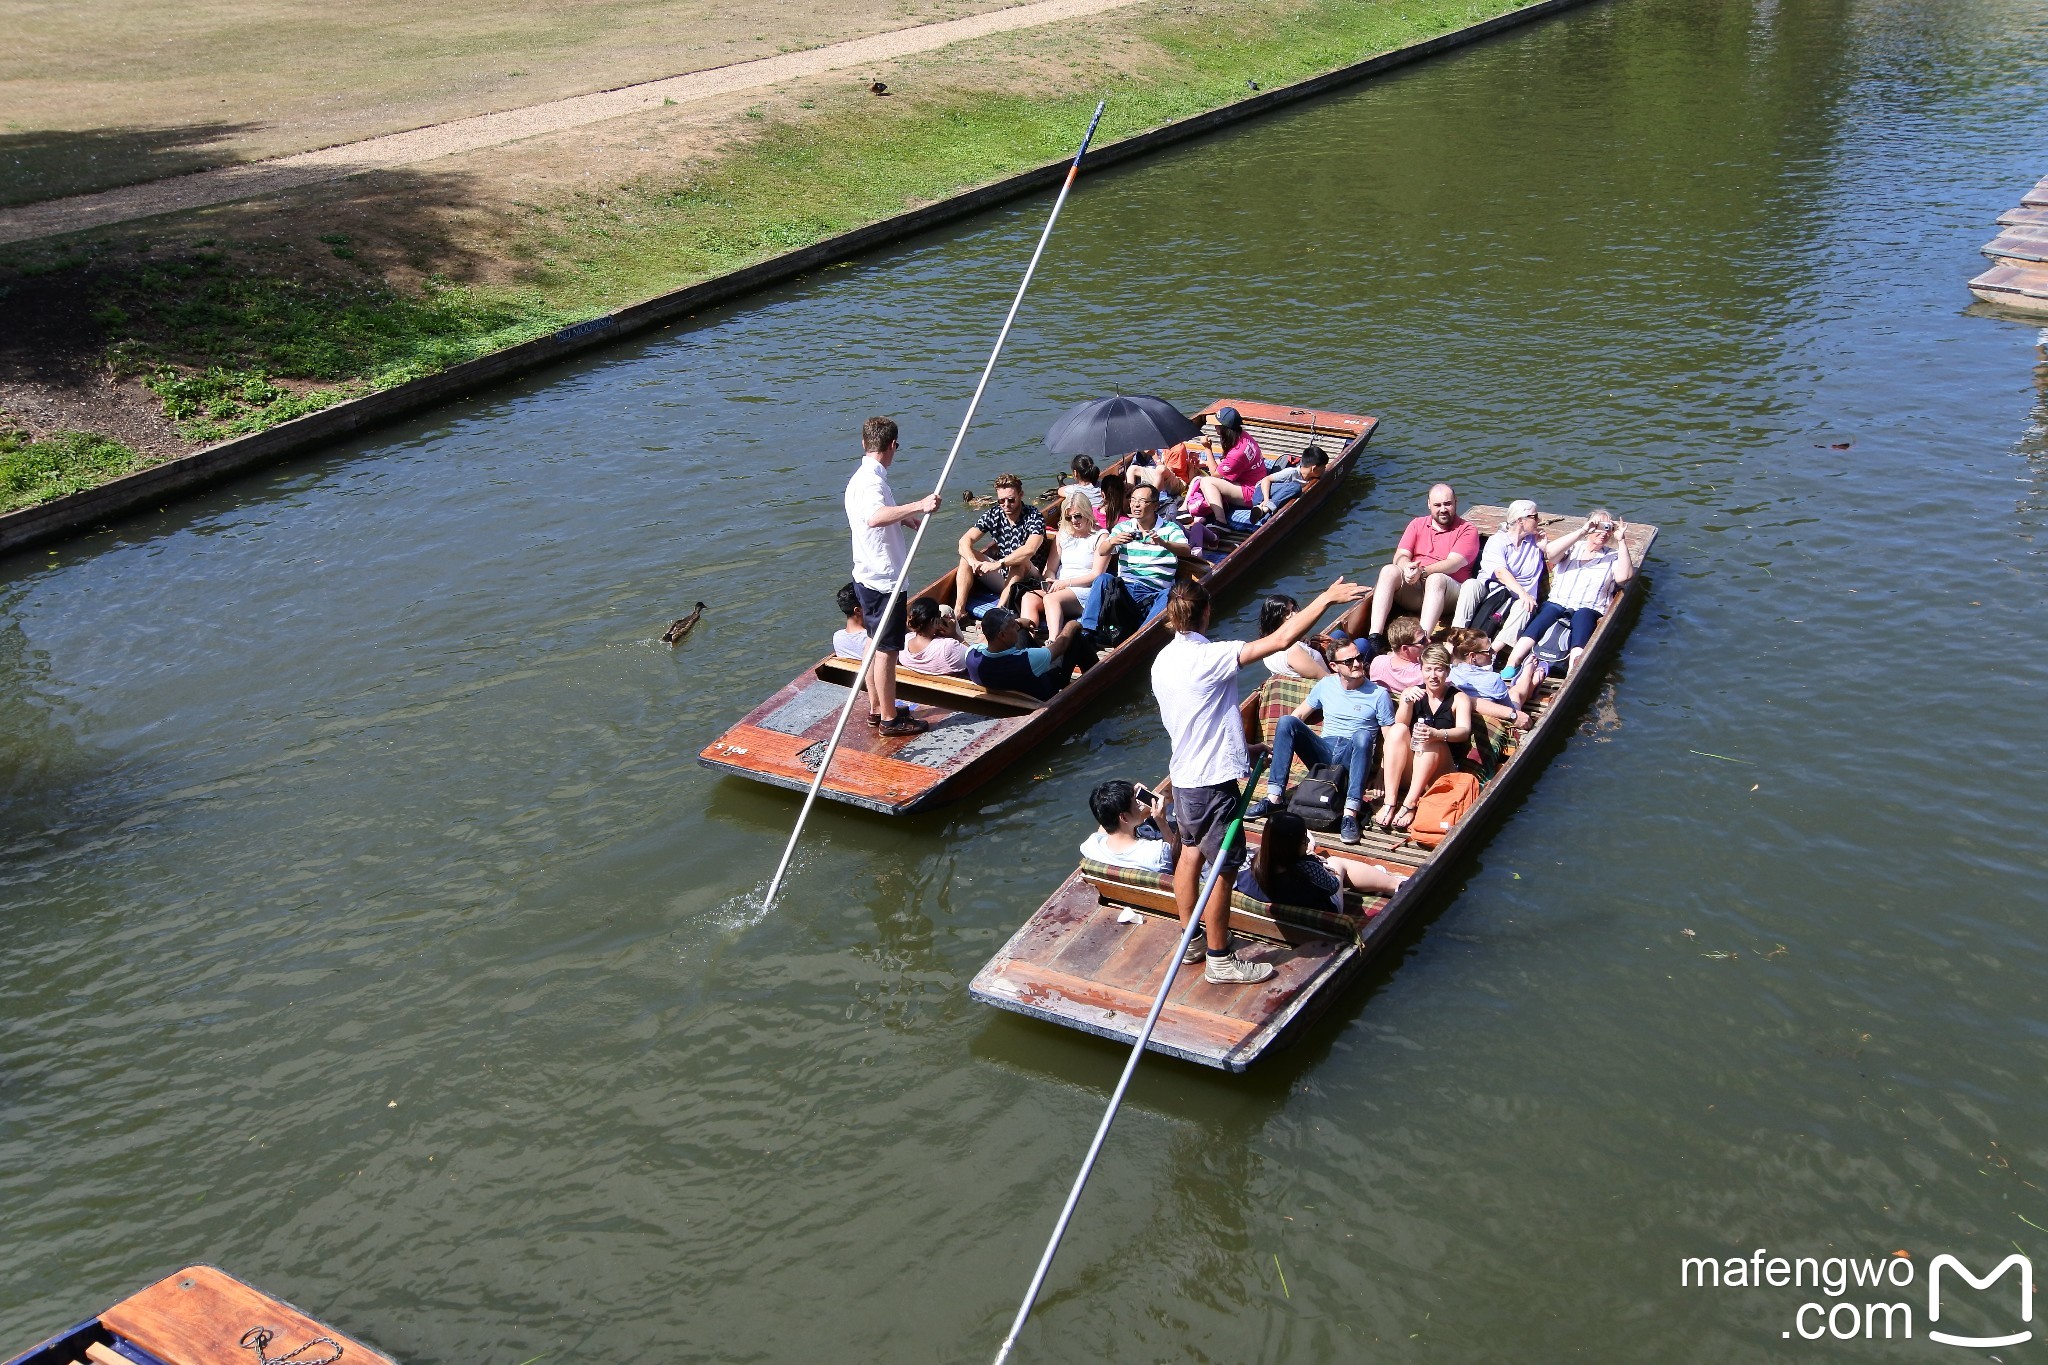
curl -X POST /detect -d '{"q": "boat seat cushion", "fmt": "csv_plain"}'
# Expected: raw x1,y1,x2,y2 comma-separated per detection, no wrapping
1078,856,1364,941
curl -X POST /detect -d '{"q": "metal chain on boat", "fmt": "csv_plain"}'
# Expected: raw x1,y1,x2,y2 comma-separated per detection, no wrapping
239,1326,343,1365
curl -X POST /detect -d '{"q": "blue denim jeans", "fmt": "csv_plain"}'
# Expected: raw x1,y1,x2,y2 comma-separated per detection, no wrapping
1269,714,1379,811
1079,573,1172,634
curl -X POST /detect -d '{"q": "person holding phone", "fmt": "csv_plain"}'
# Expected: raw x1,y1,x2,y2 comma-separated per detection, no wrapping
1077,483,1203,639
1500,508,1633,703
1080,779,1178,873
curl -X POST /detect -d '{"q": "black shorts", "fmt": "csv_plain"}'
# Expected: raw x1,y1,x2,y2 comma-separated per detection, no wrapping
1173,781,1246,875
853,581,908,653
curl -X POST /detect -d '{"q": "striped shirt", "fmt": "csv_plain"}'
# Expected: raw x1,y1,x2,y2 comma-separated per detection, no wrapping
1109,517,1188,586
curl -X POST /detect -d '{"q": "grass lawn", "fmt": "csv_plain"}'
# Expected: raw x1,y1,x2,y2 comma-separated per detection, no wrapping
0,0,1540,511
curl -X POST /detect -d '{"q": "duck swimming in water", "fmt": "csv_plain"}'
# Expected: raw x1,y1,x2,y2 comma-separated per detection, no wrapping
663,602,707,645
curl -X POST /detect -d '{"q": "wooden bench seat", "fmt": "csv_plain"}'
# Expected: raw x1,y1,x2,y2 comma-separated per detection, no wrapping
813,656,1046,712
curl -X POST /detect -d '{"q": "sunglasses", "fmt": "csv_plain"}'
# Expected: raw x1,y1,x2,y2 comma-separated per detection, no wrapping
1333,655,1365,668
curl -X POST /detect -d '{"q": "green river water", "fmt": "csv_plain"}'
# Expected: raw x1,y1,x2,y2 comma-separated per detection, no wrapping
6,0,2048,1358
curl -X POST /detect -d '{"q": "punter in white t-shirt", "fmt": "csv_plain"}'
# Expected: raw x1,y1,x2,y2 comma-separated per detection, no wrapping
843,416,942,735
1150,574,1368,985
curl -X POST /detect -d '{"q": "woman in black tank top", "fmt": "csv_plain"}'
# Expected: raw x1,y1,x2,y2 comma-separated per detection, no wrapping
1377,643,1473,831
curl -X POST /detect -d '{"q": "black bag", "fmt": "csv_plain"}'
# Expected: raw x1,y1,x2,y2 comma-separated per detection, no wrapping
1284,763,1345,833
1468,581,1517,637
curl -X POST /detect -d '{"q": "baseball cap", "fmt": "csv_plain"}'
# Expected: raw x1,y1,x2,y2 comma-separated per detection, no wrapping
1215,406,1242,427
1507,498,1538,521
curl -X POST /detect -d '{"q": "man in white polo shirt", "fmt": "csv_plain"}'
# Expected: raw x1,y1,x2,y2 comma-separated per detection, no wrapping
844,416,942,736
1153,574,1366,984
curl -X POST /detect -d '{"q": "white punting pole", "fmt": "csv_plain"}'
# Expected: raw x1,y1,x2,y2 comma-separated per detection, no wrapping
990,760,1268,1365
759,99,1107,912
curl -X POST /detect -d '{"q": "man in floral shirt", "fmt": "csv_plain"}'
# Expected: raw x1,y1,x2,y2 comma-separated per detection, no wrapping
952,473,1047,617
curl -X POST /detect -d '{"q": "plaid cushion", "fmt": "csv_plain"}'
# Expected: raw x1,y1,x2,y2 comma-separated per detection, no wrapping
1079,856,1171,894
1251,674,1316,751
1082,856,1367,941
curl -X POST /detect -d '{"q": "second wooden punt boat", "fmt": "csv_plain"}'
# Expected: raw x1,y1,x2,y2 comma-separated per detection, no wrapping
970,507,1657,1070
1970,262,2048,317
1968,176,2048,317
5,1265,394,1365
698,399,1378,814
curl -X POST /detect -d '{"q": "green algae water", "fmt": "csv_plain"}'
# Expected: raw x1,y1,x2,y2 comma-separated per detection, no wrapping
6,0,2048,1358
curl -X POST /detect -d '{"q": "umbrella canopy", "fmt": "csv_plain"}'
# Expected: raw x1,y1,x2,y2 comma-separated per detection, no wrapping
1043,395,1201,460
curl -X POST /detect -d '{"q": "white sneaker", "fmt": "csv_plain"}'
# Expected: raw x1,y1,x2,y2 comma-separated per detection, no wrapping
1204,953,1275,985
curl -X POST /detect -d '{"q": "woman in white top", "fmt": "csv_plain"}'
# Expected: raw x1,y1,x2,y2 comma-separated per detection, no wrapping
1022,490,1107,637
1255,595,1331,680
1501,509,1632,705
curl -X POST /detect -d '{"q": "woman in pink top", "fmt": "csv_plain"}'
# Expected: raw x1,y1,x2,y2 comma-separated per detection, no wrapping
900,596,970,676
1182,407,1267,522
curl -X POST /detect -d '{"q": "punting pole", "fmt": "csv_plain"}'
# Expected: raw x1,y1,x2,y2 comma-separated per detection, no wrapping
758,99,1108,913
991,759,1269,1365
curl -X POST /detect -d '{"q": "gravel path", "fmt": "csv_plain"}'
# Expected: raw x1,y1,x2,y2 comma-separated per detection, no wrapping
0,0,1141,247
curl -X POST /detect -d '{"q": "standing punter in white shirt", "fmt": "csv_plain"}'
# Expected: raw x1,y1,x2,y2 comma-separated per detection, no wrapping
1152,575,1368,984
844,416,943,736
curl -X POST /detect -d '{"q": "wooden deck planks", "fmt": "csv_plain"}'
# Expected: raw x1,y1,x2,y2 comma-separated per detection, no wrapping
97,1266,394,1365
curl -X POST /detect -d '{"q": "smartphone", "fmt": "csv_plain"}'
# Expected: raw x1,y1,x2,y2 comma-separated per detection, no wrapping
1134,785,1157,807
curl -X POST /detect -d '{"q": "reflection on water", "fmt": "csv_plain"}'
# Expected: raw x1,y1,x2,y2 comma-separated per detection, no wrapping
6,0,2048,1359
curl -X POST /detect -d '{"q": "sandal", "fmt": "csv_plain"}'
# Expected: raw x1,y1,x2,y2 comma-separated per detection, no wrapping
1390,803,1416,832
1372,802,1398,832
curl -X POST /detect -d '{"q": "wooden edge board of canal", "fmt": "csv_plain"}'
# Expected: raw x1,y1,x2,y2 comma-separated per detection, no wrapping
696,399,1379,814
970,507,1659,1071
4,1264,396,1365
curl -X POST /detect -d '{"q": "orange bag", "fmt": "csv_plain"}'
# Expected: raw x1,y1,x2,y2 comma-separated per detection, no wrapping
1406,771,1480,847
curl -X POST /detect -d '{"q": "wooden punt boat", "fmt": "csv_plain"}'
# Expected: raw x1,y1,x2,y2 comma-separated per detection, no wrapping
2025,175,2048,208
1996,205,2048,229
5,1265,394,1365
698,399,1379,814
1980,224,2048,266
1970,261,2048,317
970,507,1658,1071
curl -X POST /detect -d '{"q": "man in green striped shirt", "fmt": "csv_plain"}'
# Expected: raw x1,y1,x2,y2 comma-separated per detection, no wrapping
1078,484,1203,637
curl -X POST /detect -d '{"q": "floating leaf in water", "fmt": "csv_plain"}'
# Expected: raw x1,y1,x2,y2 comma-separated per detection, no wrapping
1680,928,1696,938
1702,950,1738,960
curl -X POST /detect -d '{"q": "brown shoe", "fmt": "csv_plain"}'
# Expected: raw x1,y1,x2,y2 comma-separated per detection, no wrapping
878,715,929,737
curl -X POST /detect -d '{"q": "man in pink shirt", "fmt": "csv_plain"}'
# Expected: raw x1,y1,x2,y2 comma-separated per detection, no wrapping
1340,483,1479,648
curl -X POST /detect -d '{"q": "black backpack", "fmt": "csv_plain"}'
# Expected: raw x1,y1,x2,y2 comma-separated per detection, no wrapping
1283,763,1345,833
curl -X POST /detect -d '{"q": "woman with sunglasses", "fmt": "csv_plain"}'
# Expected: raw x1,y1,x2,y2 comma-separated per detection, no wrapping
1022,490,1109,637
1378,643,1473,832
1500,509,1632,703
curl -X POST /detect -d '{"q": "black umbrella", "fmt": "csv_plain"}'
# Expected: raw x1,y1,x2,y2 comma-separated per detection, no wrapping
1043,395,1201,459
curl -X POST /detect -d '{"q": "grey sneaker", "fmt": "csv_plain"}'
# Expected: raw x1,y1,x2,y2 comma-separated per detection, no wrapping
1204,953,1276,985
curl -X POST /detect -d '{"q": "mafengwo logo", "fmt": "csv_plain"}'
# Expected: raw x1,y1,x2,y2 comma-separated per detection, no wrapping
1680,1248,2034,1347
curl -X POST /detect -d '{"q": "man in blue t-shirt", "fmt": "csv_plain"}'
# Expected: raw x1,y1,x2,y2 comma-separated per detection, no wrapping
966,607,1086,700
1245,638,1396,844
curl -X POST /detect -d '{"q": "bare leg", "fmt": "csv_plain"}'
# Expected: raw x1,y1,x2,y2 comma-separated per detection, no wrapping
1419,572,1455,637
1369,565,1413,637
1044,587,1078,635
952,558,977,616
870,650,900,719
1404,742,1447,808
1336,859,1408,896
1376,725,1410,824
1020,591,1046,630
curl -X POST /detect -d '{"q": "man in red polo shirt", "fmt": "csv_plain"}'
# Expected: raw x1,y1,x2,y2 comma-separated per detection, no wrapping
1339,483,1479,649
